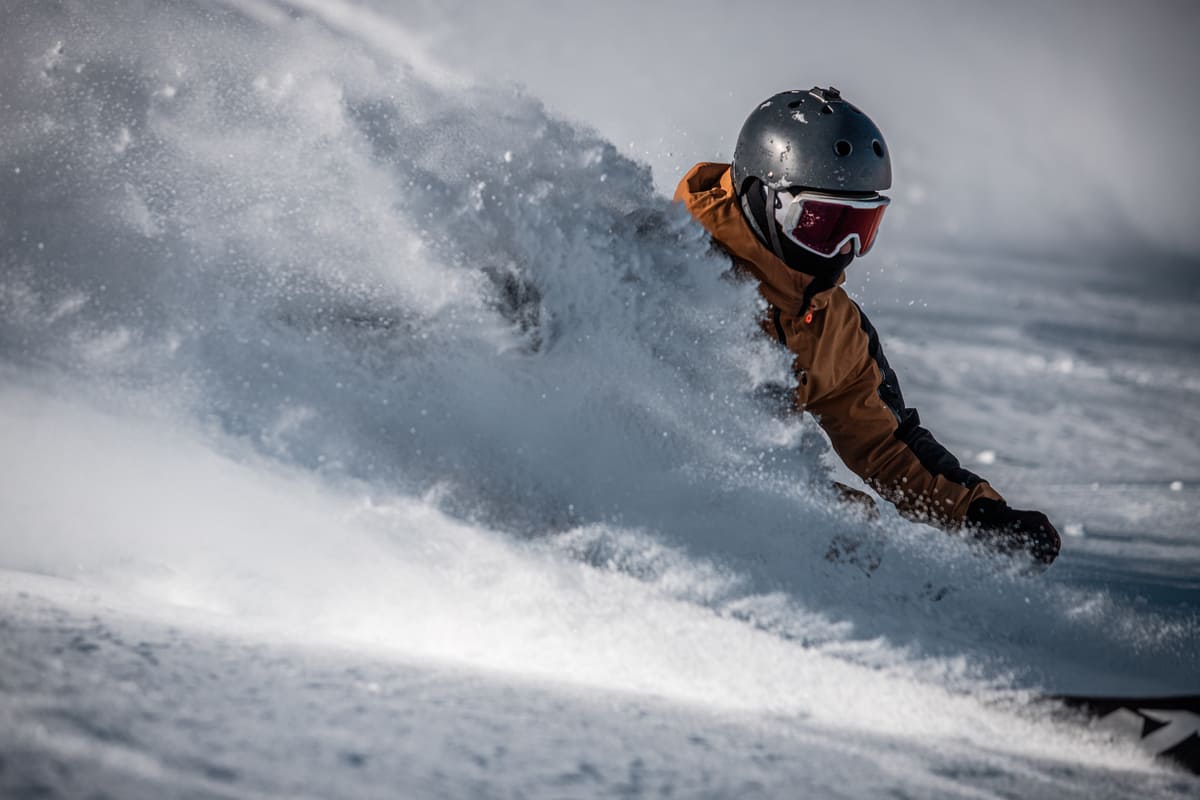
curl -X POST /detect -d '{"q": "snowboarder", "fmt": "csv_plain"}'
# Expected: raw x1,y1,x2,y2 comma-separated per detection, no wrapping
674,87,1060,567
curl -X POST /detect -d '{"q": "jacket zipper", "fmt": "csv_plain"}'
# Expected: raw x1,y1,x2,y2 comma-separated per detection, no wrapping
772,306,786,345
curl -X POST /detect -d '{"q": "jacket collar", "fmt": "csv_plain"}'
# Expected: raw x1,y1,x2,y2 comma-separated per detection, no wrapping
675,162,843,315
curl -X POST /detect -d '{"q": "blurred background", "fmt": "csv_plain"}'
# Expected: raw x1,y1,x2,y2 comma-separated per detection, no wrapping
403,0,1200,262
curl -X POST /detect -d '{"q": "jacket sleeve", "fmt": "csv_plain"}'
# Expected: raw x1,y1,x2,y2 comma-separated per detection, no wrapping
804,301,1003,526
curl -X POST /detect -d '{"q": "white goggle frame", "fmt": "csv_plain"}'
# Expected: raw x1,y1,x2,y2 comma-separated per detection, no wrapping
771,188,890,257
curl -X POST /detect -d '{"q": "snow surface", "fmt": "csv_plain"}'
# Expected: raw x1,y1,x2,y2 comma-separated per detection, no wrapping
1,0,1198,797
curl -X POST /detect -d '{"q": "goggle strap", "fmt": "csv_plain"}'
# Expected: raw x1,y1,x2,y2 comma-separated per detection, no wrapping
763,186,787,262
739,191,771,252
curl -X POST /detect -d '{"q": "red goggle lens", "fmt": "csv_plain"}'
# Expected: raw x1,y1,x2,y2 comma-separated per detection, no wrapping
780,194,889,257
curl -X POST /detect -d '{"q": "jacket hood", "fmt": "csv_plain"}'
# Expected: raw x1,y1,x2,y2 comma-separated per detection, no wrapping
674,162,843,315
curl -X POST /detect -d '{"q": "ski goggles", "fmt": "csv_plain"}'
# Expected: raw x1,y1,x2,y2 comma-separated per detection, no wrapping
772,189,890,257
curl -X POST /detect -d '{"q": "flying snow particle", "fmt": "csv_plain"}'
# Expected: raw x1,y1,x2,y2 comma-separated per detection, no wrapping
1169,480,1183,492
975,450,996,465
42,41,64,75
113,126,132,154
1064,523,1085,538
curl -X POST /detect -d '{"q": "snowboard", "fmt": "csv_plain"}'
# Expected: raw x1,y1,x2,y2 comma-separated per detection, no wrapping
1053,694,1200,774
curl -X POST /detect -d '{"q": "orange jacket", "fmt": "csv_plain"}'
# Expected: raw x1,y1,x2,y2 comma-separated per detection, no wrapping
675,163,1003,525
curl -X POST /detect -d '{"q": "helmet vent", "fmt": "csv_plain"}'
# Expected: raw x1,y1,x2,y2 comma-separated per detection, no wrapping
872,140,885,157
834,140,853,157
787,100,803,109
820,104,834,115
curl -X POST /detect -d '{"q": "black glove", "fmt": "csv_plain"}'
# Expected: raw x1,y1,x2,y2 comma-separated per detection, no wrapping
965,498,1061,567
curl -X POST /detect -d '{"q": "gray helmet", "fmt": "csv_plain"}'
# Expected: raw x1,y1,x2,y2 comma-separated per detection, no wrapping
731,87,892,196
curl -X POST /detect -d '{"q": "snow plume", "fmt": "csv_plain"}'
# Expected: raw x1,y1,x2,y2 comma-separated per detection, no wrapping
0,2,1197,791
1,0,804,523
0,0,847,650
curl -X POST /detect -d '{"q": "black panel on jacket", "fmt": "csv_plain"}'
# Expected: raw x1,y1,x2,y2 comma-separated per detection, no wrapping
852,301,985,490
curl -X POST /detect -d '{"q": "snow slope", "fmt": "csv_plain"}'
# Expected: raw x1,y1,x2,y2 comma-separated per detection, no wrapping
1,1,1198,797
